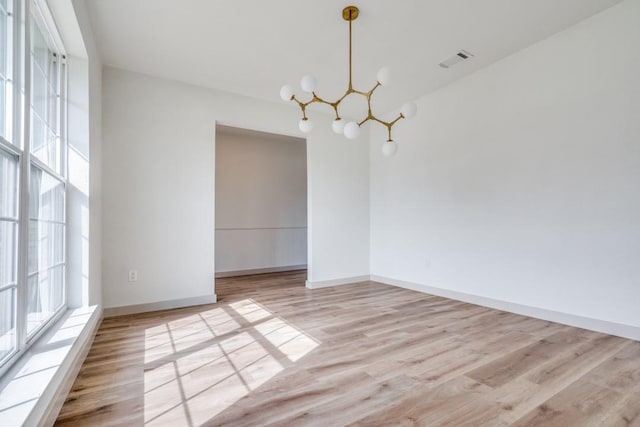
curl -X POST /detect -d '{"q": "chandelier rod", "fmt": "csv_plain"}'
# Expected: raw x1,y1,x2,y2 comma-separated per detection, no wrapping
348,9,353,90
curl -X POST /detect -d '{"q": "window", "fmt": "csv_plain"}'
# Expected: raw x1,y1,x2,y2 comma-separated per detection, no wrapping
0,0,66,375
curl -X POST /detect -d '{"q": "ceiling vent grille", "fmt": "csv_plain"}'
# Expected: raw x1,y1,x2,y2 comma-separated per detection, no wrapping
439,50,474,68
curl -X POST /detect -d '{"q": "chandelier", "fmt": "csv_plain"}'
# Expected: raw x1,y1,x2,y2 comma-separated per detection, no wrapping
279,6,417,157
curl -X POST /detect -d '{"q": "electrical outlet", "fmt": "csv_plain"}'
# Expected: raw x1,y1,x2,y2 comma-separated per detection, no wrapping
128,270,138,282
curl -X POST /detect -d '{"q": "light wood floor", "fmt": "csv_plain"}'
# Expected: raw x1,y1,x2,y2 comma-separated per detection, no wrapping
56,271,640,426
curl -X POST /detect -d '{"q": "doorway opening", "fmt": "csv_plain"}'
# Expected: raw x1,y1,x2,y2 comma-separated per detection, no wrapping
214,125,308,294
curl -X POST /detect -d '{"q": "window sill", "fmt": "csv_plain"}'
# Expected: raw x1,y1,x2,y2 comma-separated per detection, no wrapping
0,305,101,426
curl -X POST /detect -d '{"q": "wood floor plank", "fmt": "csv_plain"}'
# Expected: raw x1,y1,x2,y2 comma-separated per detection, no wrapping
268,374,422,427
348,376,494,426
582,341,640,394
510,379,625,426
55,270,640,426
466,329,588,388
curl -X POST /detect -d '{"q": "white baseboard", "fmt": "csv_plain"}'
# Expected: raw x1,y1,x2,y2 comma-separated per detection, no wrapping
215,264,307,278
305,275,370,289
371,275,640,341
104,293,218,317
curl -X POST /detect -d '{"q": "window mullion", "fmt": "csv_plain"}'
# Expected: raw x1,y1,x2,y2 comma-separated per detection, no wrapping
59,55,66,179
0,136,21,155
29,150,64,182
15,0,31,352
4,0,14,144
0,283,18,293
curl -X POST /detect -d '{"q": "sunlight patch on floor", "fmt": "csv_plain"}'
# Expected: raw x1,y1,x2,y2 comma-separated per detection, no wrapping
143,299,319,425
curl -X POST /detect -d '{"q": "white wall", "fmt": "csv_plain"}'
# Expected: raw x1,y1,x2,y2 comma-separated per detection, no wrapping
215,127,306,274
102,67,369,308
370,0,640,329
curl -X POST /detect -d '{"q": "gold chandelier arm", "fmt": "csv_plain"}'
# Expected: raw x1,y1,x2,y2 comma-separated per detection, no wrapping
351,82,380,98
291,95,308,118
335,89,352,110
362,82,382,117
293,93,343,120
331,104,341,119
358,112,405,141
389,113,405,126
313,94,342,119
312,93,335,107
356,115,391,140
386,113,405,141
291,94,304,107
358,117,370,127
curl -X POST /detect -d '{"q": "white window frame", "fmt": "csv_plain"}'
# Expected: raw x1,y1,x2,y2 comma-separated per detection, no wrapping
0,0,67,378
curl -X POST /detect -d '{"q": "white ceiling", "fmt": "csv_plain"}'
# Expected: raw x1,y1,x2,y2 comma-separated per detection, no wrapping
86,0,621,118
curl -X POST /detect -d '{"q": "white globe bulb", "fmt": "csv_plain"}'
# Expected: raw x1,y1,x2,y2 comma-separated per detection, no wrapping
300,75,317,93
382,141,398,157
332,118,345,134
401,101,417,118
343,122,361,139
298,118,313,133
280,84,294,101
377,66,391,86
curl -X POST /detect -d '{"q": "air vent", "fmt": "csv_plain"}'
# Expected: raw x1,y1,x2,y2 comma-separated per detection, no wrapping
439,50,474,69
